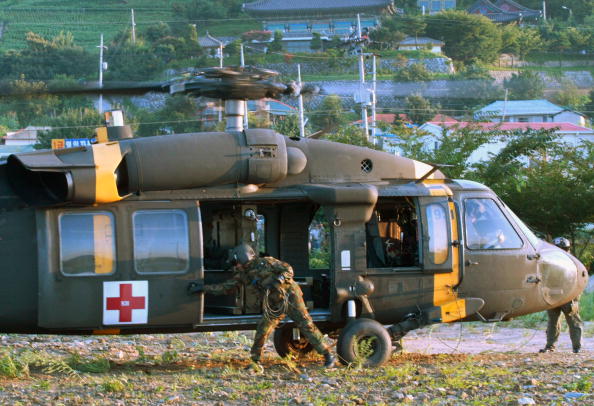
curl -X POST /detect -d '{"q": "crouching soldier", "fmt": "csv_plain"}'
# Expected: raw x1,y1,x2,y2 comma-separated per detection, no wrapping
199,243,336,371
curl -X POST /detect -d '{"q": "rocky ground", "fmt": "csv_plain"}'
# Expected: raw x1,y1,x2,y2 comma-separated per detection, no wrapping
0,321,592,405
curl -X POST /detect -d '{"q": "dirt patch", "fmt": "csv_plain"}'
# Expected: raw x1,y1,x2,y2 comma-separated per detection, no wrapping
0,322,592,405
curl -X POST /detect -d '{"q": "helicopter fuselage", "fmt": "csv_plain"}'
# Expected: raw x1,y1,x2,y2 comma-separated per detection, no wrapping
0,131,587,338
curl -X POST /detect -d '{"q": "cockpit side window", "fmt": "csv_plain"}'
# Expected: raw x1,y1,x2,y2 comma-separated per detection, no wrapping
464,198,523,250
366,198,419,268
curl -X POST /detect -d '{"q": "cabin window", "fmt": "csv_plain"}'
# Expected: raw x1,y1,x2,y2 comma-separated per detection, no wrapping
59,212,116,276
133,210,189,274
464,198,523,250
256,214,266,254
309,208,330,269
425,204,449,265
366,199,419,268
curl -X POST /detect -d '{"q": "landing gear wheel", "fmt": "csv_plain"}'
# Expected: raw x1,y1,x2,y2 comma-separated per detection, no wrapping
337,318,392,367
273,324,314,358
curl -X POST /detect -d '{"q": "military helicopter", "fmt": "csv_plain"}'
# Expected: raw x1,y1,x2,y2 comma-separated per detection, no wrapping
0,67,588,367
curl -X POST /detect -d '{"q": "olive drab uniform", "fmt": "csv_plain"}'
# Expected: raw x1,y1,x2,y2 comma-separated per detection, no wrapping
204,257,328,362
544,296,582,352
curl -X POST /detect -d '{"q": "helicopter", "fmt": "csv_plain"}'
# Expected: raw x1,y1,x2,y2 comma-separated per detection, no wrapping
0,67,588,367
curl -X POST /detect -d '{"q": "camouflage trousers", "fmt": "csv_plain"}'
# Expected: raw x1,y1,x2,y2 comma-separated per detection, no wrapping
546,297,582,351
250,281,327,361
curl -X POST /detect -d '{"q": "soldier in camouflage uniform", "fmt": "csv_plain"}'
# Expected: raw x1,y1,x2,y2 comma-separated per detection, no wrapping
203,243,336,369
540,237,582,354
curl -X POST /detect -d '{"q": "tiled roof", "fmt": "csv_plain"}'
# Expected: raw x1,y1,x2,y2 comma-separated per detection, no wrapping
425,121,593,133
475,100,570,116
244,0,394,17
353,113,456,125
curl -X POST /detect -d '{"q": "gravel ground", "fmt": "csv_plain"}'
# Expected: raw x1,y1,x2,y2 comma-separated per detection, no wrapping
0,321,592,405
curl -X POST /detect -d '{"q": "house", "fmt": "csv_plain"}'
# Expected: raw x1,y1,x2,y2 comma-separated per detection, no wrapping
474,100,588,127
198,32,234,57
351,113,457,155
4,126,51,146
398,37,444,54
243,0,394,53
417,0,456,14
468,0,541,23
418,121,593,162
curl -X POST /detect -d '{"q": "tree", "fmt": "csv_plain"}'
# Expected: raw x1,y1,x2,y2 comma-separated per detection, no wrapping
309,95,347,132
394,63,433,82
550,79,591,109
268,31,283,53
272,114,308,138
35,108,103,149
369,15,407,50
405,94,436,125
583,89,594,119
398,125,594,264
322,125,380,150
504,70,545,100
424,10,502,64
310,33,322,52
0,76,59,126
473,134,594,247
134,95,201,137
0,31,95,81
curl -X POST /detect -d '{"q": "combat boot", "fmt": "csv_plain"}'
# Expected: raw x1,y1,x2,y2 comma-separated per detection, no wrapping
323,352,336,369
538,345,555,353
573,347,580,354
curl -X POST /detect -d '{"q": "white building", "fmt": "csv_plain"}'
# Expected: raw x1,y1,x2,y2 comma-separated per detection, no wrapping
474,100,588,127
4,126,51,146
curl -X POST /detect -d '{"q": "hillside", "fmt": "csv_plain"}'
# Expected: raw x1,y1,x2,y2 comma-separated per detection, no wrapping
0,0,258,51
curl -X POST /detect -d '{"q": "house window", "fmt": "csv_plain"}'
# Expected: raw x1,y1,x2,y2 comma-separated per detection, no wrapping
133,210,189,274
431,0,442,11
59,212,116,276
518,117,529,122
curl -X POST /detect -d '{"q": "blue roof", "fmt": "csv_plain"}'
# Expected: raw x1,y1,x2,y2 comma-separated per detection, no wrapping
475,99,567,116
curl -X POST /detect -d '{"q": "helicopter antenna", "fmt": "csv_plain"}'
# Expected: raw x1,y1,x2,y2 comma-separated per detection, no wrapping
415,163,454,183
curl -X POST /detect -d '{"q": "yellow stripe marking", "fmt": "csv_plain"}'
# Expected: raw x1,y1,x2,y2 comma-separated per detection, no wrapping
92,142,124,204
440,299,467,323
433,201,464,322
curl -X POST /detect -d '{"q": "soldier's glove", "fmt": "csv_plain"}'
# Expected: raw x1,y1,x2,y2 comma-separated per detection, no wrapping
187,281,204,294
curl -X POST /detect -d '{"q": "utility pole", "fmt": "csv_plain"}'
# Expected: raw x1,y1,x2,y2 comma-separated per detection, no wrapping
131,9,136,44
371,54,377,143
297,64,305,138
217,38,224,123
356,14,369,141
240,43,249,129
97,33,107,113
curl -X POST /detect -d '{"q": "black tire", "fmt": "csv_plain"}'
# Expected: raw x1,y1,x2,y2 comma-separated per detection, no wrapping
337,318,392,367
273,324,315,358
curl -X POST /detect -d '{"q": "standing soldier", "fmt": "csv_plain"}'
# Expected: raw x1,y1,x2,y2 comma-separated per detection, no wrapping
200,243,336,371
539,237,583,354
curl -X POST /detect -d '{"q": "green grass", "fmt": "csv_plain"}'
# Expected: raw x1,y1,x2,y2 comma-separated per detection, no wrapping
0,1,258,52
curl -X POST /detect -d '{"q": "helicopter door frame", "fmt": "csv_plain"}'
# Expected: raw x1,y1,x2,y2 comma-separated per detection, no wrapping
37,200,204,330
418,196,457,274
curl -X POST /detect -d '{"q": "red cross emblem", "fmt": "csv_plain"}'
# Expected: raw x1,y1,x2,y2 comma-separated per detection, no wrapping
103,281,148,325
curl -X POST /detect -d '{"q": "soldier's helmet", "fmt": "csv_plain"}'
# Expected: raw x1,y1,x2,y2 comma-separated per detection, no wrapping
553,237,571,251
229,243,256,265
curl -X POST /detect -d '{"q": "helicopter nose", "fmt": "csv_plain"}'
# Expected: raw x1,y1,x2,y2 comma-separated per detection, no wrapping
539,246,588,307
